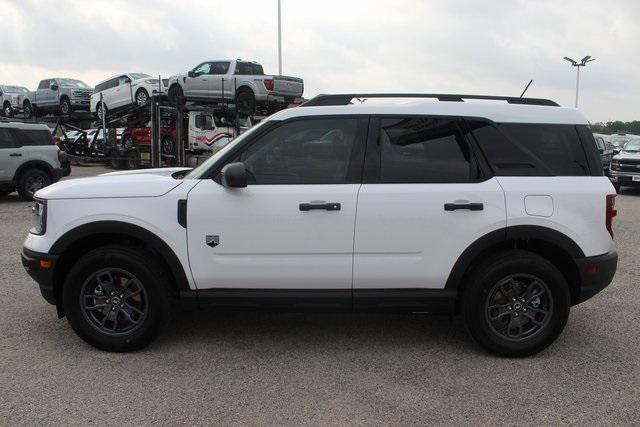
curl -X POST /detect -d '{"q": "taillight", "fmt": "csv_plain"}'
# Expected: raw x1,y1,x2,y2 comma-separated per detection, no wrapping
263,79,274,91
606,194,617,238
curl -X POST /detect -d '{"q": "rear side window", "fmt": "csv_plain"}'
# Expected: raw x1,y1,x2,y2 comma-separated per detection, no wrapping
468,121,591,176
235,62,265,75
377,117,478,183
38,80,50,90
0,128,17,148
11,129,54,146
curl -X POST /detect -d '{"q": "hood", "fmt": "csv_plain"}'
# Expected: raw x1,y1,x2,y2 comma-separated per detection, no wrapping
614,151,640,160
36,173,185,200
100,167,192,177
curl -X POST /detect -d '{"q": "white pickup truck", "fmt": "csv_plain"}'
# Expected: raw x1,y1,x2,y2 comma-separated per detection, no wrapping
166,60,303,116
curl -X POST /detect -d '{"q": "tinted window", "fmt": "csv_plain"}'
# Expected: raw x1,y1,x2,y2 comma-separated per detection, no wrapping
38,80,50,90
12,129,53,146
236,118,359,184
235,62,264,75
0,128,16,148
377,118,476,183
469,121,590,176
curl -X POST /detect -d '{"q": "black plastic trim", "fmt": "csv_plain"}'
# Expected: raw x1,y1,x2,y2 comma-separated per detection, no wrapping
177,199,187,228
301,94,560,107
21,247,58,305
574,251,617,305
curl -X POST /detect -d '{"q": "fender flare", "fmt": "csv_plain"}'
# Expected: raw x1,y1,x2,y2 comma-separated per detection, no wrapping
50,221,190,291
444,225,584,291
13,160,55,182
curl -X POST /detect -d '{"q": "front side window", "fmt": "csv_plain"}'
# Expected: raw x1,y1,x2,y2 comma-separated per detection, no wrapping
377,117,477,183
118,76,130,86
193,63,211,75
195,114,214,130
236,118,360,184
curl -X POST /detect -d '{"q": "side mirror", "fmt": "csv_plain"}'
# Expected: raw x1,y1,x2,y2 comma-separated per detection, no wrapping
124,77,132,84
50,84,59,91
187,71,196,78
220,162,247,188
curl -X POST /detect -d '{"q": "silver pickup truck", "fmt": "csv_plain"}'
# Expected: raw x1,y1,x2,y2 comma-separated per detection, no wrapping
0,85,30,117
22,78,93,118
166,60,303,115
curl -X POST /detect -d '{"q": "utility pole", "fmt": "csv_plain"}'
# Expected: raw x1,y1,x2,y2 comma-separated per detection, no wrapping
563,55,595,108
277,0,282,76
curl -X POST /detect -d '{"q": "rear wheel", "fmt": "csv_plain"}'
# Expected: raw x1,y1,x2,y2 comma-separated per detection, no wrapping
17,168,51,201
62,245,172,352
462,250,570,357
23,102,33,119
235,89,255,116
161,134,175,155
2,103,12,118
168,85,184,106
126,150,140,170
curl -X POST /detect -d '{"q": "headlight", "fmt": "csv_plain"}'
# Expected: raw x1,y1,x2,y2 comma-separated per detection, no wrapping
610,161,620,170
30,199,47,235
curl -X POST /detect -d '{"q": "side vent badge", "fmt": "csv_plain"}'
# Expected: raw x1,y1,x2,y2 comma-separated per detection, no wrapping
206,235,220,248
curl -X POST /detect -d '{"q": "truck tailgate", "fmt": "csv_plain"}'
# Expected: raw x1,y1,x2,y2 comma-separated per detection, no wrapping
273,76,303,97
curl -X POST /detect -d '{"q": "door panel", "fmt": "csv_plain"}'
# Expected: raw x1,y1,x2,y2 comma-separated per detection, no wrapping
353,179,505,289
186,182,360,289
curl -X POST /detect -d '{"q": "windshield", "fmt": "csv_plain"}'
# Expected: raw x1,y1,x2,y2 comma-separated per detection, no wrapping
184,120,271,179
611,139,628,148
623,142,640,152
58,79,90,88
4,86,29,93
129,73,151,80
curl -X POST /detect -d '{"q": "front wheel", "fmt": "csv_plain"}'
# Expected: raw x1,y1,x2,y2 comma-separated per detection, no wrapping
135,89,149,106
23,102,33,119
62,246,172,352
17,168,51,201
60,98,72,115
462,250,570,357
2,103,12,118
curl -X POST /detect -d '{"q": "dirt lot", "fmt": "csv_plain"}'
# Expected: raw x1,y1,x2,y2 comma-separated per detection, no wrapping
1,165,639,425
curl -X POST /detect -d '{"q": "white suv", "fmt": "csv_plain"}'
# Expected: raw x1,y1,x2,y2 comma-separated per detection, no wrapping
90,73,163,119
21,94,618,357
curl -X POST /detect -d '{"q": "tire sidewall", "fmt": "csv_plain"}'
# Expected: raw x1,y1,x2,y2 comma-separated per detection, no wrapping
463,251,570,357
17,168,51,201
136,89,148,105
60,98,72,115
62,246,170,352
235,90,255,116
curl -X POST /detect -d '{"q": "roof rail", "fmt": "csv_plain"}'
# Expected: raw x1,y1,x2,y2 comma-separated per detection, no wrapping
300,93,560,107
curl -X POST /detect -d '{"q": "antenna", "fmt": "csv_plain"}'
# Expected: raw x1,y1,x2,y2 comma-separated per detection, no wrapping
520,80,533,98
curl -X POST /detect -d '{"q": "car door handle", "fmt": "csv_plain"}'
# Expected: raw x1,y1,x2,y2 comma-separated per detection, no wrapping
444,202,484,211
299,202,341,211
9,153,22,157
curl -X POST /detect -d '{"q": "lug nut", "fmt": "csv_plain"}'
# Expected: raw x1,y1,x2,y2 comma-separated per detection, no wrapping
514,312,519,317
106,299,110,303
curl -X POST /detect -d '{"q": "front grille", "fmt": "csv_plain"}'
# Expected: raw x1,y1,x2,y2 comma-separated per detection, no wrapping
73,91,92,99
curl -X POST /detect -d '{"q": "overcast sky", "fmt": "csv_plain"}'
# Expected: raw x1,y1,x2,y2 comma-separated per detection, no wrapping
2,0,638,122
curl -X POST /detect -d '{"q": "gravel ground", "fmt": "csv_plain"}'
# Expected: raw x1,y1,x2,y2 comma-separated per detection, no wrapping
1,165,639,425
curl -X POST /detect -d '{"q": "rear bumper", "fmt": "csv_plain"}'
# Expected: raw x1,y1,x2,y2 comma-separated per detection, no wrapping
574,251,618,305
21,247,58,305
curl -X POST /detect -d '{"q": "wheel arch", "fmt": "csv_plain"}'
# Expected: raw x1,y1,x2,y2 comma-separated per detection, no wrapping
13,160,54,182
445,225,584,307
50,221,190,316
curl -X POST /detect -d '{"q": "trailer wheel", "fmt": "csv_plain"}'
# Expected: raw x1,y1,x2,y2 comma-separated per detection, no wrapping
23,102,33,119
235,89,255,116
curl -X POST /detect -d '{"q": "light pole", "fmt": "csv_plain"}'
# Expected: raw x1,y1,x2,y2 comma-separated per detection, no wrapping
563,55,595,108
277,0,282,76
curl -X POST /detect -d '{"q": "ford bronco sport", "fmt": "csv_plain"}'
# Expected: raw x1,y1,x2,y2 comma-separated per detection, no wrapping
21,94,617,357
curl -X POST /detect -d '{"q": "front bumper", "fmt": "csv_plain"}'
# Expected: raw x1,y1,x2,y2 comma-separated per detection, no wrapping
21,247,58,306
574,251,618,305
609,171,640,186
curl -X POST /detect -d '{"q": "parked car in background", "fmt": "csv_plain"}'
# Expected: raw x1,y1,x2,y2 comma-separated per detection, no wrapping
167,59,303,115
91,73,165,120
0,85,30,117
188,111,235,153
593,133,614,173
22,78,93,118
0,122,70,200
610,133,639,154
609,139,640,192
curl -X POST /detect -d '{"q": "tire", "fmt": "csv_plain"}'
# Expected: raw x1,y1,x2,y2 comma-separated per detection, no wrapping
107,150,124,169
60,97,72,115
135,89,149,106
17,168,51,201
2,103,12,118
62,245,172,352
168,85,184,106
23,102,33,119
462,250,570,357
235,89,255,116
126,150,140,170
161,134,175,155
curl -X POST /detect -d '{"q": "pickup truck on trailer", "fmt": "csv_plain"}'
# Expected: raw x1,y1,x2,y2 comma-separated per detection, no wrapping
22,78,93,119
0,85,30,117
166,60,303,116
